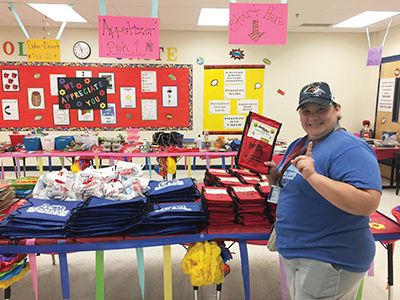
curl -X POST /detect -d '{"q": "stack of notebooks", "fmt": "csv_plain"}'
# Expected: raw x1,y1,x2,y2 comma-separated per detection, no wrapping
0,198,81,239
201,186,236,226
0,182,18,212
68,196,147,237
132,201,207,236
145,178,201,203
228,186,270,226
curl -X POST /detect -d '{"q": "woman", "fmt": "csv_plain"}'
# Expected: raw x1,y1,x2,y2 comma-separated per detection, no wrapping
264,81,381,300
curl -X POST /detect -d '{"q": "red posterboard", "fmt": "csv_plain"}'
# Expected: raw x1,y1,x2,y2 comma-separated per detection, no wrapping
0,61,193,131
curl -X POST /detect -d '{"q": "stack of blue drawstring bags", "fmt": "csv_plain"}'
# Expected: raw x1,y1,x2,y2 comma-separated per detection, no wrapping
131,178,207,236
0,178,207,239
0,198,81,239
68,196,147,237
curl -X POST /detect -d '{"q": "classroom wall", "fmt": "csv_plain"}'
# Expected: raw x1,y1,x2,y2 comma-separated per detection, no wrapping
0,25,396,144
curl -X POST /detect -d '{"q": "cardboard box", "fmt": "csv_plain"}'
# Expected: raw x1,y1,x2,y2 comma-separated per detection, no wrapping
11,176,39,190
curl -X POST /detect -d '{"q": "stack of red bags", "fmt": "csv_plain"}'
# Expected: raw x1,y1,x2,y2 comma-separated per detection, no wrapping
201,186,236,226
228,185,270,226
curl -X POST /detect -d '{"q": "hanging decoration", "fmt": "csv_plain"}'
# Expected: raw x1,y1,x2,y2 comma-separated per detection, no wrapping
196,57,204,65
42,15,51,39
229,48,245,60
263,58,272,65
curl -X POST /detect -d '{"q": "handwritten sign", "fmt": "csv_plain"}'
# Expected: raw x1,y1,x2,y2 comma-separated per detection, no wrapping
367,46,383,66
58,77,107,110
229,3,288,45
98,15,160,59
26,39,60,62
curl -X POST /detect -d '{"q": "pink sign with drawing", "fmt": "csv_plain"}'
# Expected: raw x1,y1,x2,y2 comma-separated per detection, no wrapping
229,3,288,45
98,15,160,59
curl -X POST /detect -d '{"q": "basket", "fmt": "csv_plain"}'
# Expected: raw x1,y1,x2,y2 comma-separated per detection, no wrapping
23,137,42,151
40,136,55,151
9,135,25,146
392,206,400,224
55,136,74,150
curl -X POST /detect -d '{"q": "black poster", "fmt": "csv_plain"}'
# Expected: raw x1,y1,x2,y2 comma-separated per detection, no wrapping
58,77,107,110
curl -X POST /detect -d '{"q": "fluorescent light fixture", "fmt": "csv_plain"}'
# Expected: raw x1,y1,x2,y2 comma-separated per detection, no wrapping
27,3,87,23
334,11,400,28
198,8,229,26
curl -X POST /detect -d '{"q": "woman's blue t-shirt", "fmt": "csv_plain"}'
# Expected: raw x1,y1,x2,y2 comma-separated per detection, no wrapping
275,130,382,272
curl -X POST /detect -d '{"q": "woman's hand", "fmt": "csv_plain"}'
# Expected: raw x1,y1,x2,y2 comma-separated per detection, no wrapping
291,142,316,180
264,160,278,186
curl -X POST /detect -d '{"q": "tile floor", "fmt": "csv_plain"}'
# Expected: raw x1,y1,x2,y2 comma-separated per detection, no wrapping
0,170,399,300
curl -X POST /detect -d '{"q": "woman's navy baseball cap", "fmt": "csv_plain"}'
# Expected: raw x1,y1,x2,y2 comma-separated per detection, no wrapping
297,81,337,110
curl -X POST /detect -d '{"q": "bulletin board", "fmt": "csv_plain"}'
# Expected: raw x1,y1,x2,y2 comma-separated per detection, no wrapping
0,61,193,131
374,55,400,139
203,65,265,134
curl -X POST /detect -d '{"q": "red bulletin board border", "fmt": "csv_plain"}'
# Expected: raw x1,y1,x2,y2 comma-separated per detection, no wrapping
0,61,193,131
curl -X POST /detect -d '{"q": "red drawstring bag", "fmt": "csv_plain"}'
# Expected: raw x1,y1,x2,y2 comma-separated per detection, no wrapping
236,112,281,174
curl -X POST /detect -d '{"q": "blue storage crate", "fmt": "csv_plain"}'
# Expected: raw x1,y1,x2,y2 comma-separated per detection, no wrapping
23,137,42,151
55,136,74,150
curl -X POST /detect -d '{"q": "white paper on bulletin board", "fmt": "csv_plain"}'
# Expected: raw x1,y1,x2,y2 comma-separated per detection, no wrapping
378,78,395,112
203,65,265,134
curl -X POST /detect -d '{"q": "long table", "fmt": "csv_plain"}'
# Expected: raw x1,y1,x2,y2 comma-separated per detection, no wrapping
0,211,398,300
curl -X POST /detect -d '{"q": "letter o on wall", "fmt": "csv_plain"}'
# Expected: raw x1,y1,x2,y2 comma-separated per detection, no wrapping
3,41,15,55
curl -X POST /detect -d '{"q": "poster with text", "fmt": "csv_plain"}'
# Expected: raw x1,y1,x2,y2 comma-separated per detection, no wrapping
58,77,107,110
203,65,265,134
378,78,395,112
98,15,160,59
100,103,117,124
229,3,288,45
53,104,70,126
2,99,19,120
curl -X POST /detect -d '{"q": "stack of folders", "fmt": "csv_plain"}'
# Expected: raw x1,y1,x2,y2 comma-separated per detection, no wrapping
0,183,18,213
132,202,207,237
68,196,148,237
0,253,30,288
0,198,81,239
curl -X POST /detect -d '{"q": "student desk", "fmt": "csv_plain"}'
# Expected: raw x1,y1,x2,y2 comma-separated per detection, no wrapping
373,147,400,188
0,211,398,300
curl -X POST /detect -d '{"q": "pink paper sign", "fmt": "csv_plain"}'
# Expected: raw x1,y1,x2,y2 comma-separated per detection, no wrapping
367,46,383,66
98,15,160,59
229,3,288,45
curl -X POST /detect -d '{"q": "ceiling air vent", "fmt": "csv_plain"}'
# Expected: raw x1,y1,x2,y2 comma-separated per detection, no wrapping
300,23,332,27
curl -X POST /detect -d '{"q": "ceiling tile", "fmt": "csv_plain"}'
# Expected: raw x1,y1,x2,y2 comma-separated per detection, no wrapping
159,7,200,25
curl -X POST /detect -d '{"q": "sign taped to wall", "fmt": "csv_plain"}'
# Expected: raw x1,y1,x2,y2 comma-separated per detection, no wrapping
203,65,265,134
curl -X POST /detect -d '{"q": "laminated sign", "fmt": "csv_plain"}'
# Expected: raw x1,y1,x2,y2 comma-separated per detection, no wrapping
236,112,281,174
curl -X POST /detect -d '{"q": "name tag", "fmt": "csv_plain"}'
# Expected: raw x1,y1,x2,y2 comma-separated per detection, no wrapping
267,185,281,204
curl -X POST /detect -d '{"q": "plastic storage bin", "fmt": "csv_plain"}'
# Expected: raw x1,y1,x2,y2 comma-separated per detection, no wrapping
74,135,98,145
9,134,25,146
55,136,74,150
127,128,140,144
23,137,42,151
40,136,55,151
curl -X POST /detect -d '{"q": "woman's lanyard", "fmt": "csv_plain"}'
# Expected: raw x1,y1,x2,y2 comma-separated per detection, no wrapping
276,123,343,187
277,136,308,187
